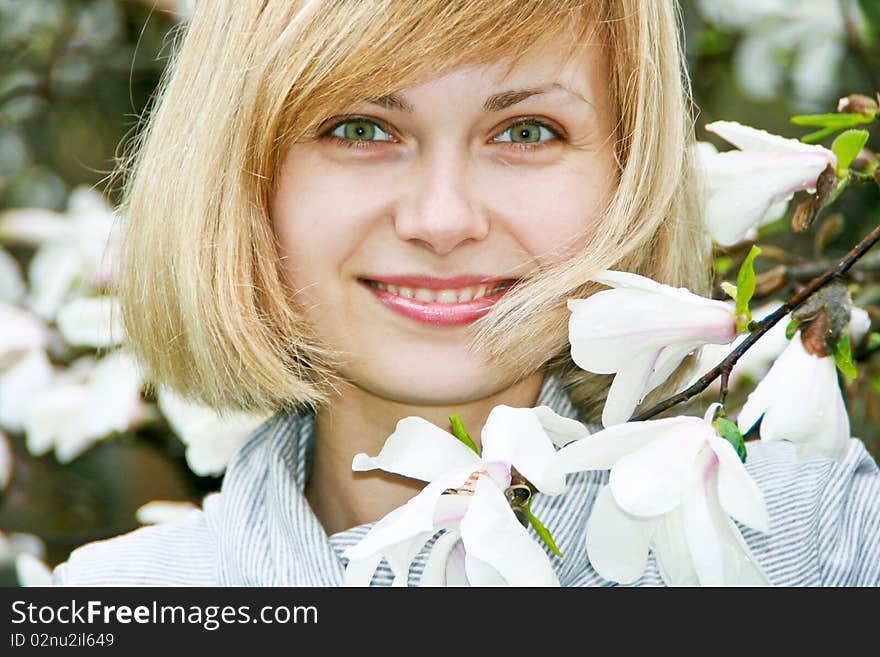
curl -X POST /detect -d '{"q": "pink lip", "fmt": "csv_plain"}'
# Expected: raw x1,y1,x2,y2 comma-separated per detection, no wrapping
359,276,519,327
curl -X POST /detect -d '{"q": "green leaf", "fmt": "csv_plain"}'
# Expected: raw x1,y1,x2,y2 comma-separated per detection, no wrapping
448,414,479,454
785,317,798,340
721,281,738,300
734,245,761,333
831,129,870,176
832,334,858,379
715,255,733,276
868,332,880,350
526,504,563,558
714,417,747,463
791,113,874,129
801,127,840,144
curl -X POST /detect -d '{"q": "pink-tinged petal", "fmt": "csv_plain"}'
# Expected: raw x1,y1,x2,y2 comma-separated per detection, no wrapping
56,296,124,348
609,422,709,517
459,475,560,586
699,150,834,246
0,430,12,491
652,509,700,586
706,121,837,162
25,243,81,320
343,467,473,561
708,435,770,532
158,387,268,476
553,416,699,473
352,416,480,483
531,405,591,448
601,348,659,427
480,405,565,495
464,554,508,586
0,247,24,303
681,457,770,586
0,208,72,245
420,529,462,587
585,485,657,584
0,349,52,432
0,303,49,365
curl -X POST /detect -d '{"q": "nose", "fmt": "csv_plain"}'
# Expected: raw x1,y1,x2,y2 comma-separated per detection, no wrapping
394,145,490,255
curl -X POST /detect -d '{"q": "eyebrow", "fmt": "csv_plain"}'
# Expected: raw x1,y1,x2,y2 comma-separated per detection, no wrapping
367,82,592,113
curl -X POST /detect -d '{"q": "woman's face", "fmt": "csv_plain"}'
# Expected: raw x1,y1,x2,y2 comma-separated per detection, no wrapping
271,36,617,406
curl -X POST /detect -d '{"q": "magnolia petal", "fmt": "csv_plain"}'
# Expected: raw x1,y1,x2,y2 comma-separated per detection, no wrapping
158,387,269,476
0,430,12,491
459,475,560,586
343,551,385,587
0,208,71,245
602,348,659,427
480,405,565,495
15,553,53,587
0,302,49,364
531,405,591,448
645,341,702,394
609,423,708,517
0,247,25,303
0,349,53,432
708,435,770,532
21,382,90,459
464,554,508,586
585,485,657,584
420,529,462,587
652,508,700,586
706,120,837,161
25,243,81,320
552,416,700,474
682,460,770,586
343,467,473,561
56,296,124,347
135,500,199,525
849,307,871,345
445,542,469,587
384,532,432,587
352,416,480,483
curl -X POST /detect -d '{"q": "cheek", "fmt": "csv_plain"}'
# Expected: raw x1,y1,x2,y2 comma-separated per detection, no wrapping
480,152,617,264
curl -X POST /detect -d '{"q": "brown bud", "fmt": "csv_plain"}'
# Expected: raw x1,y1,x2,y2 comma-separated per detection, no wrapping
792,282,852,355
813,213,843,257
837,93,879,115
792,164,837,233
753,264,788,298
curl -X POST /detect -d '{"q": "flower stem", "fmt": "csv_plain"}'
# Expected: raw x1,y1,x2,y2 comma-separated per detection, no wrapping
634,219,880,421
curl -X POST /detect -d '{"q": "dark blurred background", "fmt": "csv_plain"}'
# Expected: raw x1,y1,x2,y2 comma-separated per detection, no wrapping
0,0,878,583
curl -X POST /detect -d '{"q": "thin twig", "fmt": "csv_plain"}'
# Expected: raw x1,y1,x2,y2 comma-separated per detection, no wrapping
634,218,880,421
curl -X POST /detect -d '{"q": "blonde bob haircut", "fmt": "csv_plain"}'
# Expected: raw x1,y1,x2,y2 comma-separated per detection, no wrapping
116,0,711,422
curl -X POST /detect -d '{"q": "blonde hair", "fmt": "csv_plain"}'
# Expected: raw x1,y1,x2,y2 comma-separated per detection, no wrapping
115,0,711,422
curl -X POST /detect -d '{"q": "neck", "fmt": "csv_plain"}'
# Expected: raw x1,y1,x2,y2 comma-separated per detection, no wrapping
304,371,546,536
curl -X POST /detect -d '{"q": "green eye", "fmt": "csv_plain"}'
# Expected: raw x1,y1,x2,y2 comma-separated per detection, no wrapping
496,121,557,145
329,119,393,142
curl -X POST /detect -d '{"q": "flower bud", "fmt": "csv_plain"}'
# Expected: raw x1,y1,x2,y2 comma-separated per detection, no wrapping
791,282,852,356
837,93,879,116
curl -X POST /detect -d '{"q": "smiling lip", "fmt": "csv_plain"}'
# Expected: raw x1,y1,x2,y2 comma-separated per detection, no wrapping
358,275,519,327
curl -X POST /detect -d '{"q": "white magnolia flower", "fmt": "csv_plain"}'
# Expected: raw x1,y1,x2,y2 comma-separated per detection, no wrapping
551,408,770,586
344,405,590,587
568,270,737,427
56,295,124,348
0,302,48,367
136,500,199,525
697,0,858,106
15,553,53,587
0,246,25,303
0,531,46,568
157,388,270,476
738,331,850,460
0,429,12,491
696,121,837,247
17,350,147,463
0,186,120,320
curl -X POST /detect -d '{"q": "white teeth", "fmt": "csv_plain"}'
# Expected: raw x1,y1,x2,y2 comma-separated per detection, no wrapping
368,280,511,303
437,290,458,304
